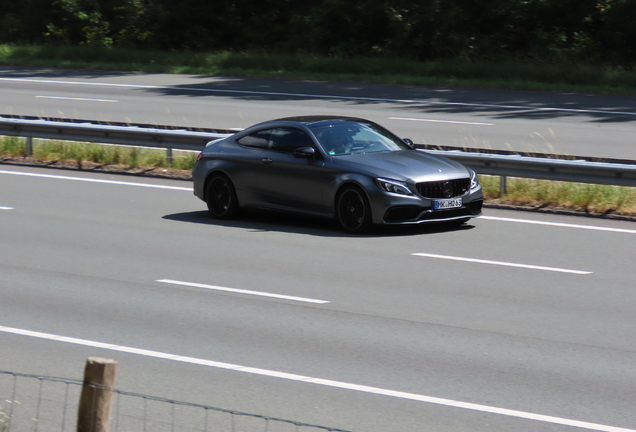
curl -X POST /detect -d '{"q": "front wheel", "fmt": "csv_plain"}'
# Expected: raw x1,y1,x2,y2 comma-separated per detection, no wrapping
336,186,372,234
205,173,239,219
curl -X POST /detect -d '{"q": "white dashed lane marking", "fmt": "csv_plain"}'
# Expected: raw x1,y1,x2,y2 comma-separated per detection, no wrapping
412,253,592,274
157,279,330,304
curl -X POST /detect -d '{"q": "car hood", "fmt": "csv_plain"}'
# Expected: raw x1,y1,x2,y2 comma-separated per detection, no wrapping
332,150,470,182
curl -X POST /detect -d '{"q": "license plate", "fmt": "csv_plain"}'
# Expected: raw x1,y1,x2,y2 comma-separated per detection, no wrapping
434,198,462,210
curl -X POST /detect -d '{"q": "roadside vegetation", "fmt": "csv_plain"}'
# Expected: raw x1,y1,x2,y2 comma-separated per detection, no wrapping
2,0,635,70
479,175,636,217
2,137,635,218
0,136,196,172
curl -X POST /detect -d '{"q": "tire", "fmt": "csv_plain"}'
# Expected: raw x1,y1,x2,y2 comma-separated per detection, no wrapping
205,173,239,219
336,186,372,234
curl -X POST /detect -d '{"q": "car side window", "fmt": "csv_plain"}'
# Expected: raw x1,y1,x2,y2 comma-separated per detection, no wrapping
269,128,314,153
236,129,271,149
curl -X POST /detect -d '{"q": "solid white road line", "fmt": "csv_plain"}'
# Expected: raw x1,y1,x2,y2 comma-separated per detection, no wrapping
0,170,191,191
0,325,633,432
481,215,636,234
0,77,148,88
412,253,592,274
157,279,330,304
36,95,118,102
389,116,494,126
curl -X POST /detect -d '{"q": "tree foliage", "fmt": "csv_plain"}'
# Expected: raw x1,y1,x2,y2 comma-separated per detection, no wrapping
0,0,633,66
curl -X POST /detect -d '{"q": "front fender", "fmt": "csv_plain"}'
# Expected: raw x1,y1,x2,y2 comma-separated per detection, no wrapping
327,173,377,215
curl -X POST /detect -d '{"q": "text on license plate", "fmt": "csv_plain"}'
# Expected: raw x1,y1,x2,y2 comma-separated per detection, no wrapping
434,198,462,210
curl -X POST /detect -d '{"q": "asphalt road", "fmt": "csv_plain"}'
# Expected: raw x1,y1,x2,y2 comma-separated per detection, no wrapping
1,66,636,159
1,165,635,432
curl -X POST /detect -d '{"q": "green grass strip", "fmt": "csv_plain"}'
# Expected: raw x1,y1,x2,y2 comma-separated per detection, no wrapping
1,45,636,95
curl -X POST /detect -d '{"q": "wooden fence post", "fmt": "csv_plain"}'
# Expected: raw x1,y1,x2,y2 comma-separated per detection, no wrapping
77,357,119,432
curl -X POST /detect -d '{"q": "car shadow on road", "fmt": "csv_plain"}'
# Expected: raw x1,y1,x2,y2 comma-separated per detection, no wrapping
162,210,476,237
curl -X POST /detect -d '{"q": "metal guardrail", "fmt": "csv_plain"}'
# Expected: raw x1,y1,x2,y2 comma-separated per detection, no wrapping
2,116,636,190
0,116,231,163
424,149,636,189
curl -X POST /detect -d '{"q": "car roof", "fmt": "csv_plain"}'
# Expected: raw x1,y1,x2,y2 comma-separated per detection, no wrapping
271,115,370,125
239,116,381,137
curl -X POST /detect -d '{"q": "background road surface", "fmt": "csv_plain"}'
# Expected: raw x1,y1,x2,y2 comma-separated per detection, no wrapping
1,66,636,159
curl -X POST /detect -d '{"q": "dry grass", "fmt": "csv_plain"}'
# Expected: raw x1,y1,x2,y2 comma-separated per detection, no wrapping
1,137,197,171
480,175,636,217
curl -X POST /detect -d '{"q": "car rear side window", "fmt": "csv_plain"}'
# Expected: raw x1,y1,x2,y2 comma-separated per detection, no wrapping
269,128,314,153
237,129,271,148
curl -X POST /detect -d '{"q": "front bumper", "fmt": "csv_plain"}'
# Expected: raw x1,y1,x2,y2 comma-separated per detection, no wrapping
369,184,483,225
382,199,483,224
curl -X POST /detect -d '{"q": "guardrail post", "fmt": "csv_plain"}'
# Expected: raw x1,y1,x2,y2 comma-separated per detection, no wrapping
500,176,507,196
26,137,33,157
166,148,173,165
77,357,119,432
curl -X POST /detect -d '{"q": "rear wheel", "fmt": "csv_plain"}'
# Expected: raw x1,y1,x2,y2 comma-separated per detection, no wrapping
205,173,238,219
336,186,372,234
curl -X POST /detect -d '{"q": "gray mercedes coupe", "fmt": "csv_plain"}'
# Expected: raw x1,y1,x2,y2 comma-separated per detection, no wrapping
192,116,483,233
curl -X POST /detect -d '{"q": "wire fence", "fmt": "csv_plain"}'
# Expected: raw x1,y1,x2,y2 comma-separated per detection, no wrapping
0,370,352,432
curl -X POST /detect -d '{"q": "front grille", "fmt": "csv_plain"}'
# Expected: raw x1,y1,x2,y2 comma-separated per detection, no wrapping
416,178,470,198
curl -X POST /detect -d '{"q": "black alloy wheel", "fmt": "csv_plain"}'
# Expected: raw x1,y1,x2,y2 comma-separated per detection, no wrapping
205,173,238,219
336,186,372,234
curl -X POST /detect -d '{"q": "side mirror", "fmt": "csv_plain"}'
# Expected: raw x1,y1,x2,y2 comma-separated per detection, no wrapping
292,146,316,159
403,138,415,149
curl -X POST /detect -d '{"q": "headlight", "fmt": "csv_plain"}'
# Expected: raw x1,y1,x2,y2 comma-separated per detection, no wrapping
374,178,413,195
470,170,480,190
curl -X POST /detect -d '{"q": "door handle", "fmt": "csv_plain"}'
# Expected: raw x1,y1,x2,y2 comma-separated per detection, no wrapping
261,158,273,164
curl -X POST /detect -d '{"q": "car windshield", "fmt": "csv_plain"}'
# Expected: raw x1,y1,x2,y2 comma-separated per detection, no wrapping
309,121,411,156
